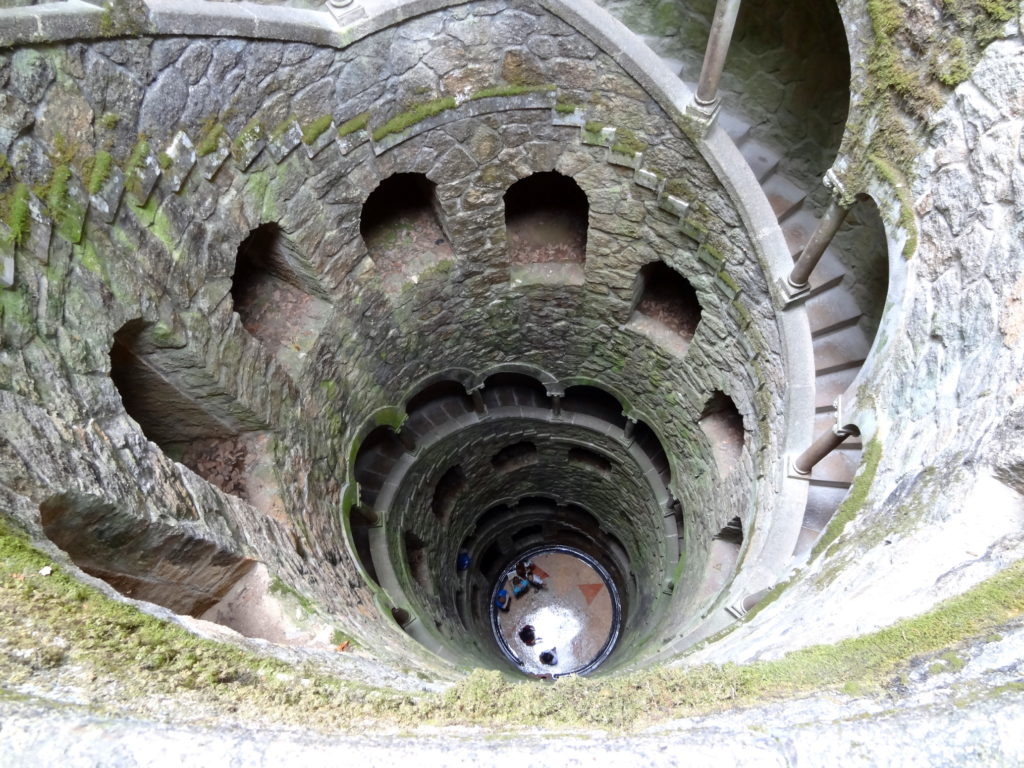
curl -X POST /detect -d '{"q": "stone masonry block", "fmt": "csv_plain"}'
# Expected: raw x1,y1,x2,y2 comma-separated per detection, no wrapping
268,122,302,163
659,194,689,219
128,153,161,205
91,167,125,224
56,175,88,244
336,128,370,156
26,195,52,264
634,168,662,192
1,243,13,289
232,126,267,171
201,137,232,181
305,120,336,158
164,131,197,193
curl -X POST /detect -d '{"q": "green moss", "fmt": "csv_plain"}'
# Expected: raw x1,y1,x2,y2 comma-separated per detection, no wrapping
371,98,457,142
75,239,103,275
870,155,919,258
337,112,370,138
126,138,150,177
811,439,883,560
664,178,689,200
157,152,173,170
195,123,225,157
270,116,297,141
717,270,739,293
301,114,334,145
6,497,1022,732
0,154,12,185
554,102,577,114
233,119,264,151
3,183,31,246
330,628,359,648
583,120,604,134
469,83,555,100
269,576,318,615
842,0,1014,221
611,127,648,156
88,151,113,195
98,112,120,130
940,650,967,672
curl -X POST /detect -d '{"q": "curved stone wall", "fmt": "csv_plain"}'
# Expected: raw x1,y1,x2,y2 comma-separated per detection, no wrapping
2,0,1022,760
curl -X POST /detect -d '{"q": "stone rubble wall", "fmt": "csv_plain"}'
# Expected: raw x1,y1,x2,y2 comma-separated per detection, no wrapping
0,0,804,666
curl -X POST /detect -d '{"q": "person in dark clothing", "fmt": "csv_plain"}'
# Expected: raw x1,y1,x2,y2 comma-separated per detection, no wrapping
518,624,537,645
539,648,557,666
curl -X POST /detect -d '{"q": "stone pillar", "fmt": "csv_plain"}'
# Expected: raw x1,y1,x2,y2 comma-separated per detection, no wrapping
786,198,851,293
623,418,636,440
550,394,562,418
689,0,743,123
792,425,856,476
397,428,417,453
470,389,485,415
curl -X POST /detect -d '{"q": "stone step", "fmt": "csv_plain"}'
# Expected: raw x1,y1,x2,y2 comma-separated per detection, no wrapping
780,204,819,255
791,525,819,559
802,484,850,532
809,445,861,486
813,324,870,375
737,138,780,183
717,110,751,144
814,367,859,410
804,289,862,335
803,246,848,298
761,172,806,220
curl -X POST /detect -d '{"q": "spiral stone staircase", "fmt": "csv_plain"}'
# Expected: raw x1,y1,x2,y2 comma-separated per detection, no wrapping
1,0,1022,762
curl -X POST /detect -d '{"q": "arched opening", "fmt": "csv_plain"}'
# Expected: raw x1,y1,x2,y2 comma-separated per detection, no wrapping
431,465,465,523
404,380,474,440
39,492,255,616
630,261,702,354
230,223,331,376
360,173,453,295
480,372,550,410
109,320,271,503
568,446,613,476
404,531,430,589
504,171,588,285
561,385,627,429
632,420,672,486
348,505,379,585
491,441,538,472
699,391,745,475
353,426,407,509
391,606,412,628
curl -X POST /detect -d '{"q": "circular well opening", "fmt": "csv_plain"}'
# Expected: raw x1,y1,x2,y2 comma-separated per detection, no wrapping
490,546,621,677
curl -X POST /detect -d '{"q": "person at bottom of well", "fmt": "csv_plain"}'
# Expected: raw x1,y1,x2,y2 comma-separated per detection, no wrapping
539,648,557,666
518,624,538,646
511,575,529,597
494,589,511,612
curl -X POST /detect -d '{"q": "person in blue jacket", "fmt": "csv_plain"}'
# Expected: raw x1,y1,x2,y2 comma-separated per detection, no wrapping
494,589,511,611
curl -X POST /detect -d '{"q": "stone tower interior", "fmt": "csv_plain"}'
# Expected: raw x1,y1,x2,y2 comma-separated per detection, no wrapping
0,0,1022,762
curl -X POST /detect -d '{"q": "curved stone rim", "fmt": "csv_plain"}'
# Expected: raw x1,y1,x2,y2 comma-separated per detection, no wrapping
488,544,622,677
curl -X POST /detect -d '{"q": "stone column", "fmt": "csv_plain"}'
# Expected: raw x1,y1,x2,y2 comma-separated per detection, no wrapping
470,389,486,415
792,425,856,476
786,198,851,293
397,428,417,453
689,0,743,123
623,418,636,440
550,394,562,418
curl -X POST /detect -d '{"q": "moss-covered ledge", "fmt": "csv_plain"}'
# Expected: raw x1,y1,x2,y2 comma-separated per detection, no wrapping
3,514,1023,732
